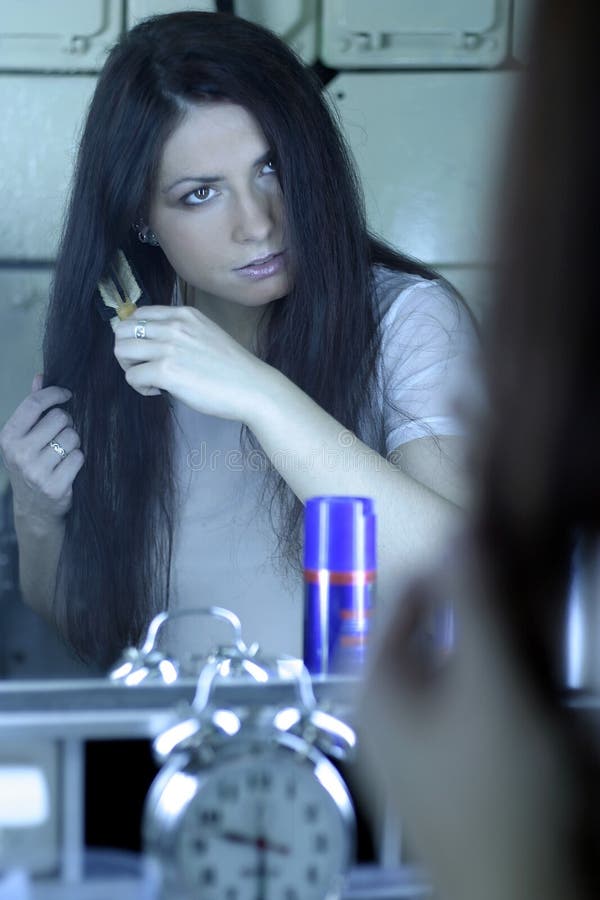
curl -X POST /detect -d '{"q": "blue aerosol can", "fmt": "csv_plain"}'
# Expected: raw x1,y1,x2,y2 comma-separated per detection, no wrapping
303,496,376,675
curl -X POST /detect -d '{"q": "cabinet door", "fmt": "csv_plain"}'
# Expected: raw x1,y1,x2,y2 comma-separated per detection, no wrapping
0,75,97,261
327,71,518,265
0,0,122,72
321,0,510,69
127,0,318,64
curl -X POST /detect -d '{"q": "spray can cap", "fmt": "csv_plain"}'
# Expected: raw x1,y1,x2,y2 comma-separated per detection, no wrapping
304,496,376,572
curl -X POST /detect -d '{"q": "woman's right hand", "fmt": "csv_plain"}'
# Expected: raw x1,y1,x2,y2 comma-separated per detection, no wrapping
0,374,85,523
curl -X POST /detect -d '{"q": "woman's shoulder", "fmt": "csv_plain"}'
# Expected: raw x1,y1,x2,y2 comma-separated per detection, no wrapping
371,264,460,326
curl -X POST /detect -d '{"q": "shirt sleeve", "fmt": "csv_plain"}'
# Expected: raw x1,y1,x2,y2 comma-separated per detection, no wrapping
379,278,478,453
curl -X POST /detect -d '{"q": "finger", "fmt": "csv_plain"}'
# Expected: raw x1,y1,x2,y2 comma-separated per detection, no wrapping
113,354,128,374
128,305,181,320
112,308,174,339
114,338,173,365
121,304,208,328
124,361,166,396
48,448,85,494
26,408,75,454
43,427,81,471
2,388,72,440
31,373,44,392
112,360,162,396
113,316,188,344
138,386,162,396
115,320,179,342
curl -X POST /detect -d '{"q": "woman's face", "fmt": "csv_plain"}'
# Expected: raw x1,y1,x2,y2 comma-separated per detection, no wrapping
148,101,291,308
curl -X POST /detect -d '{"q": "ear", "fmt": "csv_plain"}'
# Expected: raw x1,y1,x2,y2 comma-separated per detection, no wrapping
132,222,160,246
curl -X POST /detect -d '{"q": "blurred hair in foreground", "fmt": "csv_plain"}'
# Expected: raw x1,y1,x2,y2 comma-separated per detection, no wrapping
358,3,600,899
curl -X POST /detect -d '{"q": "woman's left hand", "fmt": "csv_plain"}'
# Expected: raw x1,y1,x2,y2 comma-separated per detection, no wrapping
112,305,270,421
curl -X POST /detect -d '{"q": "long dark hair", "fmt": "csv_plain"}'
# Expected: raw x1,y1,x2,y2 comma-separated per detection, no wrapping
44,11,438,667
473,1,600,893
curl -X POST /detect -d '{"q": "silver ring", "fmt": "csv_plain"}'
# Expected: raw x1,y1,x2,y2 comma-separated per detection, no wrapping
134,320,147,340
49,440,67,459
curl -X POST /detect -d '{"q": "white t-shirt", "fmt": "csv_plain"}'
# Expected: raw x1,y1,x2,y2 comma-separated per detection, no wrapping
165,266,476,665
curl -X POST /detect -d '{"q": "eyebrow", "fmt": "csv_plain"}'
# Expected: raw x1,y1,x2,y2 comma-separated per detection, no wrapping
162,149,273,194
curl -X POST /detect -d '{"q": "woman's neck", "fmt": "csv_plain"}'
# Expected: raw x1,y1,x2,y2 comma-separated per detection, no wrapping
180,281,269,353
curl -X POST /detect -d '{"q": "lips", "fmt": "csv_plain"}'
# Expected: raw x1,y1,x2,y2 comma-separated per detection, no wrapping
237,251,282,269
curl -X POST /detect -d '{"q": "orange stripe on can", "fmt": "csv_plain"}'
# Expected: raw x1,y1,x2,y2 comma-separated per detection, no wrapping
339,608,372,621
303,569,376,586
340,635,367,647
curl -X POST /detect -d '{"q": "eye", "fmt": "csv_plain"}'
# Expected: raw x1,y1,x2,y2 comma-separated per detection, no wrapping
260,159,276,175
182,185,218,206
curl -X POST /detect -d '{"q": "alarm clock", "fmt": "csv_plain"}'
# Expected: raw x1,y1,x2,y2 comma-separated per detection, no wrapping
144,728,355,900
108,605,257,686
137,612,358,900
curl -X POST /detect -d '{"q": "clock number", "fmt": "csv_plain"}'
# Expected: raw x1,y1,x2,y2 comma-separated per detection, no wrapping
306,864,319,884
198,808,221,827
199,866,217,885
315,832,329,853
259,771,272,790
246,769,272,791
304,802,319,823
192,837,207,854
285,777,297,799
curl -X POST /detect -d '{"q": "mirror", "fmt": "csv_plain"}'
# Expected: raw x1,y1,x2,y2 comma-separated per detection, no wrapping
0,1,520,683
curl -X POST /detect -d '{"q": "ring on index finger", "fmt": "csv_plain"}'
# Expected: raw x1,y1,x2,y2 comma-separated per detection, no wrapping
134,320,148,340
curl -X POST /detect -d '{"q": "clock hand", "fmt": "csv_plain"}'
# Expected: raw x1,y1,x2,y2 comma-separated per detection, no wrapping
220,830,290,855
257,823,267,900
254,797,268,900
256,836,290,856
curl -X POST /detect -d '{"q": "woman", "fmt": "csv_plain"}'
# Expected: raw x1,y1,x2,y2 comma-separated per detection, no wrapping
359,2,600,897
0,11,475,667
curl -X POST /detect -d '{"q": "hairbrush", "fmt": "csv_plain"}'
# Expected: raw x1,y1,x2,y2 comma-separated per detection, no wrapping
96,249,149,324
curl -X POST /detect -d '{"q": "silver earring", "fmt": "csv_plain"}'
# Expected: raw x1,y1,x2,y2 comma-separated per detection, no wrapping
133,222,160,247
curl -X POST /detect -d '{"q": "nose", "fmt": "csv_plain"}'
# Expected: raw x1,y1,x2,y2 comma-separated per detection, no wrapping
231,187,275,244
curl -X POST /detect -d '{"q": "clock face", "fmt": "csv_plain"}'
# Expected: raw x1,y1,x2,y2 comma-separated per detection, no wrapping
149,743,354,900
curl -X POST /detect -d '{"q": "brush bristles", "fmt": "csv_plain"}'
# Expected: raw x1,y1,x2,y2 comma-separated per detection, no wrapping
98,250,143,320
